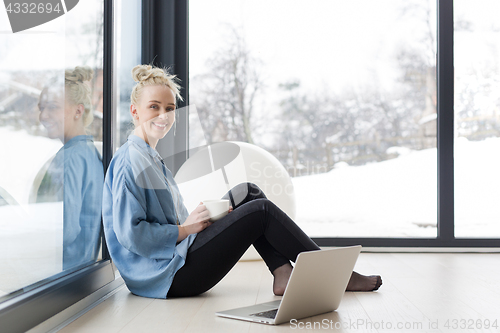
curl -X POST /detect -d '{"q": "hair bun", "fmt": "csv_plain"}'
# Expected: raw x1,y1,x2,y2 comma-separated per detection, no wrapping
130,64,183,106
132,64,169,83
66,66,93,83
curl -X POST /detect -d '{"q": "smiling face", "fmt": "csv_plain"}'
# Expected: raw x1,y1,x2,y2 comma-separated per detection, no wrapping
38,87,84,142
130,85,176,148
38,88,64,139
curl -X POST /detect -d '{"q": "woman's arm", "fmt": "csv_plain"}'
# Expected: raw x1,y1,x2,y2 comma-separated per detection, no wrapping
112,174,181,259
176,202,212,242
177,204,234,242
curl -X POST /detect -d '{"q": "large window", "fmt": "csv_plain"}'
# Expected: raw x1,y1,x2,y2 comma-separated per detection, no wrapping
189,0,499,245
454,0,500,238
0,0,105,300
0,1,118,331
189,0,438,238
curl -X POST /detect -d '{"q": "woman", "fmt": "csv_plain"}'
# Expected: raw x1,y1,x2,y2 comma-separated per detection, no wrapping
37,66,104,271
102,65,382,299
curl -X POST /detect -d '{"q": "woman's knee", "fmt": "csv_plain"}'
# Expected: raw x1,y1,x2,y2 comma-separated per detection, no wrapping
240,198,278,223
223,182,267,208
248,182,267,199
222,198,270,232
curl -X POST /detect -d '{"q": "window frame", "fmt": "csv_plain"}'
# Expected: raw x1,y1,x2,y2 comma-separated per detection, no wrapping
316,0,498,248
141,0,189,174
183,0,499,248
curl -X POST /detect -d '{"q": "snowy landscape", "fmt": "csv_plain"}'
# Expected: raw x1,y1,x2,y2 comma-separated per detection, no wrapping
293,137,500,238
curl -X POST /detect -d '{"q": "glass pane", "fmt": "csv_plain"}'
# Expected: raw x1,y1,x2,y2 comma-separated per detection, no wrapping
116,0,142,147
0,0,104,300
189,0,437,238
454,0,500,238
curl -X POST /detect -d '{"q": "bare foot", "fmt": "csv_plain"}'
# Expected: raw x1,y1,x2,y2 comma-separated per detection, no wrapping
346,271,382,291
272,263,293,296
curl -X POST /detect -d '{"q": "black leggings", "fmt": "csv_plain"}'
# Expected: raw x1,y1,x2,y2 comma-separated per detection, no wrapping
167,182,320,298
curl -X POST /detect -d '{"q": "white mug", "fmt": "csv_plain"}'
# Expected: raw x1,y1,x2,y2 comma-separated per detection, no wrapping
202,199,230,221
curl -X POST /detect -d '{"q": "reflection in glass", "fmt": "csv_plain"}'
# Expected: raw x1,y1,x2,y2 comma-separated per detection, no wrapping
36,67,104,270
0,0,104,299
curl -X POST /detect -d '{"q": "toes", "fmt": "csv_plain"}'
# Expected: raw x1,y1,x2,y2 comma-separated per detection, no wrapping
372,276,382,291
346,274,382,292
273,286,286,296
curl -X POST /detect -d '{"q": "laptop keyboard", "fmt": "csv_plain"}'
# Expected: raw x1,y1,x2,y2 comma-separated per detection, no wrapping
250,309,278,319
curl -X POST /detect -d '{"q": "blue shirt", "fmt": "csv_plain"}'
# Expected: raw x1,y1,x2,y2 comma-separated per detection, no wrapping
37,135,104,271
102,134,196,298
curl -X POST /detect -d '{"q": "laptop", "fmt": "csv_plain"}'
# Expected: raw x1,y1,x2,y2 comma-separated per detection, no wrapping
216,245,361,325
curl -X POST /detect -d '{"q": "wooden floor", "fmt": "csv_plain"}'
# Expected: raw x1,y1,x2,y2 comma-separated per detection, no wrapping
58,253,500,333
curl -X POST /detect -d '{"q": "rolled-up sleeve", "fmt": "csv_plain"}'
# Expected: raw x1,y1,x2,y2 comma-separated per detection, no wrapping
112,171,179,260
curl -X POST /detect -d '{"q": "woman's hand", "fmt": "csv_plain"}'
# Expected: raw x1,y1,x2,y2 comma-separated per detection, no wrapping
177,202,212,242
228,206,233,213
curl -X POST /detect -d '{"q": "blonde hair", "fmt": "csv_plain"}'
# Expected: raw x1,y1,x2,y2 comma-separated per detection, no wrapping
65,66,94,127
130,64,183,107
